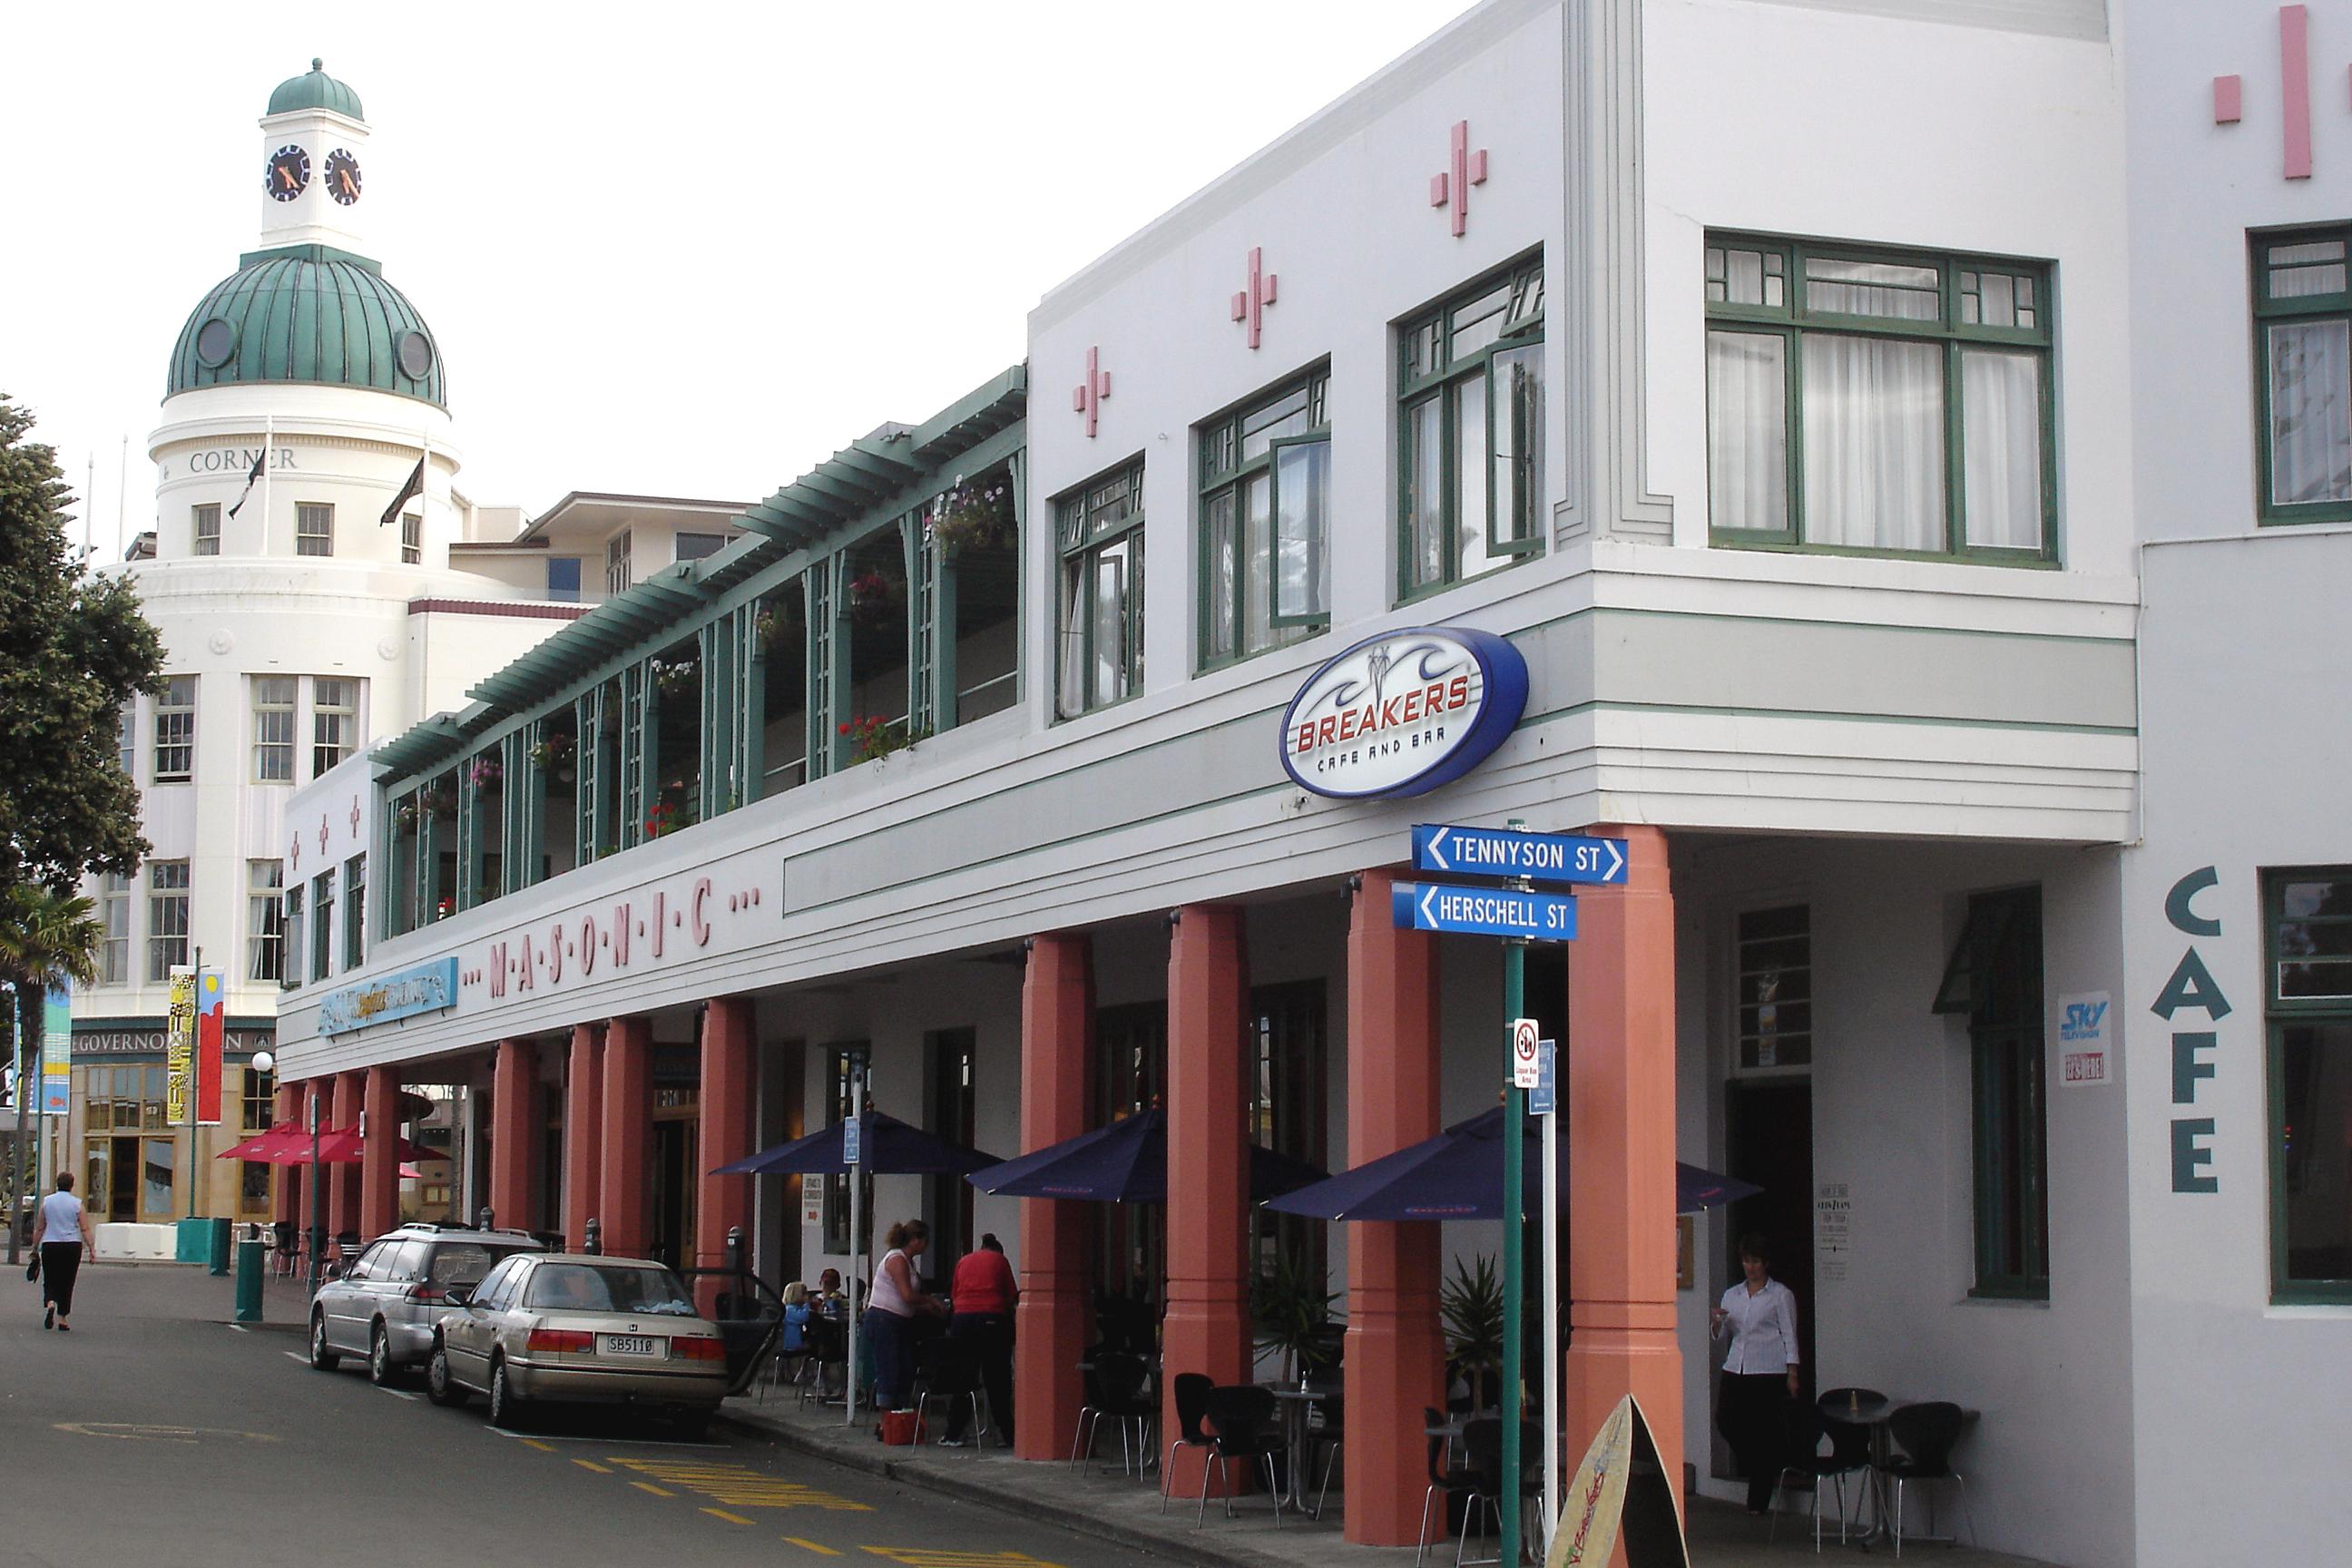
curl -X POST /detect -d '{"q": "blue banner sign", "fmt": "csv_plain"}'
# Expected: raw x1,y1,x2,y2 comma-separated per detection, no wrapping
1391,881,1578,941
317,956,460,1036
843,1114,863,1166
1411,824,1629,885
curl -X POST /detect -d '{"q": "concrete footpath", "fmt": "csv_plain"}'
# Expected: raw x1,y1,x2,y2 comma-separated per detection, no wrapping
719,1383,2054,1568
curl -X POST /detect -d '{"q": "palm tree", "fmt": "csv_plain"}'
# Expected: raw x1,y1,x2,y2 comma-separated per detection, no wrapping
0,885,102,1266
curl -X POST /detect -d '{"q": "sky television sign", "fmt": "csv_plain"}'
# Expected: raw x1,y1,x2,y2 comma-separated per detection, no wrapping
1279,626,1527,799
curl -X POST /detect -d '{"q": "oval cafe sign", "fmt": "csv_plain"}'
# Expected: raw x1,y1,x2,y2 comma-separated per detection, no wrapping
1279,626,1528,799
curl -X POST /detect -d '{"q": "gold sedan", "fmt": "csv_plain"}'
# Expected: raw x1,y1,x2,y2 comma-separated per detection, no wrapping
427,1254,729,1436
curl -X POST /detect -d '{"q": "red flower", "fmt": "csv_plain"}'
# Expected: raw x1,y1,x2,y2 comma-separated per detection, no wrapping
838,721,851,734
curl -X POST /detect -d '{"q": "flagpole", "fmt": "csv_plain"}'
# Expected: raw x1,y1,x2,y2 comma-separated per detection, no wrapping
261,416,274,554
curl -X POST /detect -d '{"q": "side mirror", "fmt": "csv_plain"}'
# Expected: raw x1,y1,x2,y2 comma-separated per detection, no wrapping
444,1284,475,1308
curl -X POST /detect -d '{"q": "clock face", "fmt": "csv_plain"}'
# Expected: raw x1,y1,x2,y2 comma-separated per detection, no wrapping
265,144,311,201
324,148,363,206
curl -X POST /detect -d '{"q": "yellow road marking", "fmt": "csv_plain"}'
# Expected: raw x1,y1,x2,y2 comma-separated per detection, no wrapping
859,1552,1067,1568
573,1459,612,1474
522,1439,556,1453
705,1508,755,1525
605,1456,870,1512
632,1482,675,1497
784,1541,842,1556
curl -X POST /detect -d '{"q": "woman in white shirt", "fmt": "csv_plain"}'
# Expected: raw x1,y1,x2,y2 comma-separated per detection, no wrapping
1710,1231,1800,1514
31,1171,96,1332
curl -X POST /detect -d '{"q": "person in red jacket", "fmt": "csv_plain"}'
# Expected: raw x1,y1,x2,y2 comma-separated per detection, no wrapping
940,1233,1019,1446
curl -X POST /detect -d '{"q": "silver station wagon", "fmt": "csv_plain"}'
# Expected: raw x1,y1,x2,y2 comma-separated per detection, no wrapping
309,1224,545,1385
426,1253,730,1436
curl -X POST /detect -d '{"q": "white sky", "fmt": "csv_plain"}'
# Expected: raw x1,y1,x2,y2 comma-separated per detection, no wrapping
2,1,1478,554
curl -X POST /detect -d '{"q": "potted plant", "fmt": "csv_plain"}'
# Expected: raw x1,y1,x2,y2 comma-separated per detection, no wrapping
651,657,699,702
643,799,682,839
848,566,902,627
1251,1256,1340,1388
466,756,503,791
755,602,803,654
1441,1254,1504,1412
838,714,923,765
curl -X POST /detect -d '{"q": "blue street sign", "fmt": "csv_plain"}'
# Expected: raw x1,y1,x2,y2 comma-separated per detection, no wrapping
1411,824,1629,886
1530,1041,1557,1116
1392,881,1579,941
843,1114,862,1166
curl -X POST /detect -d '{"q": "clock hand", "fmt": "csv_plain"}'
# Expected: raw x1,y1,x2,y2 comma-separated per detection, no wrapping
279,165,298,191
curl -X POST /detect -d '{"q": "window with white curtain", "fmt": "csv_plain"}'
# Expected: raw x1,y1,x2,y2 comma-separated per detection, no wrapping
1054,461,1145,719
2253,228,2352,524
1705,235,2055,560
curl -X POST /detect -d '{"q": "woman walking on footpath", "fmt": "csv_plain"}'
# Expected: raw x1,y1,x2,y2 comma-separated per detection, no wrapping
31,1171,95,1331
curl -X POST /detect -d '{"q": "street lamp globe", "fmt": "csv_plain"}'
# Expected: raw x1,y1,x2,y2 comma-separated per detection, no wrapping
251,1052,276,1075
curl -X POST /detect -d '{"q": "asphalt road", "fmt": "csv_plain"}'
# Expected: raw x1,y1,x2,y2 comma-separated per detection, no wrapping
0,1263,1142,1568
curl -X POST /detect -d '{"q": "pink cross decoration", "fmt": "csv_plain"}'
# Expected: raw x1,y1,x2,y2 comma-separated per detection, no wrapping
348,797,361,837
1429,120,1488,238
318,814,330,854
1230,247,1278,350
1072,347,1111,438
2212,5,2321,180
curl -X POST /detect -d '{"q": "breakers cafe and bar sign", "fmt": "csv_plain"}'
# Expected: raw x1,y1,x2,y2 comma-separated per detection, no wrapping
1280,625,1528,799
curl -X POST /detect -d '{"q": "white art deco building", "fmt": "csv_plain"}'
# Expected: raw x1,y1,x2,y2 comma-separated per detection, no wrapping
67,61,737,1230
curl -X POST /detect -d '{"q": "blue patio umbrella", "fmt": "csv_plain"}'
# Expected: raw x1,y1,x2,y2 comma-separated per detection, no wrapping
965,1107,1328,1203
1261,1105,1759,1220
711,1108,1001,1176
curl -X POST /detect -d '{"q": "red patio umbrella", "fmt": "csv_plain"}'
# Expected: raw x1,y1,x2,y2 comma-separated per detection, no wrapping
310,1125,435,1165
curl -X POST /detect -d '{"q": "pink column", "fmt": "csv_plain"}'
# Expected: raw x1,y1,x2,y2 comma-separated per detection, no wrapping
1014,933,1094,1462
1343,868,1447,1544
563,1024,605,1250
488,1039,538,1234
274,1084,302,1230
359,1064,402,1240
1565,824,1685,1492
1163,904,1251,1497
696,997,756,1276
599,1015,653,1260
328,1070,364,1239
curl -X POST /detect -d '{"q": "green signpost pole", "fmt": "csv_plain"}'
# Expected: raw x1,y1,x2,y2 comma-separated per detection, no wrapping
1501,936,1526,1568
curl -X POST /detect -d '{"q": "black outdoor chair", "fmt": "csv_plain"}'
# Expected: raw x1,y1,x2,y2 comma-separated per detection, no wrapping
1458,1418,1542,1567
798,1314,848,1409
1770,1411,1872,1551
1161,1373,1217,1513
1071,1350,1156,1477
1416,1406,1479,1568
1877,1402,1975,1556
1302,1370,1346,1520
911,1338,988,1451
1195,1385,1286,1528
270,1220,299,1278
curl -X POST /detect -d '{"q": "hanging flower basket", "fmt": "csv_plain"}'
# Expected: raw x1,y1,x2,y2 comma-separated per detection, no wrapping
528,732,574,774
417,784,457,818
848,568,903,627
756,603,804,654
652,657,700,702
933,476,1014,556
466,756,503,790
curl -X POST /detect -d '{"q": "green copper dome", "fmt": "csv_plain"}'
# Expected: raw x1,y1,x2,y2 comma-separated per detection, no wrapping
166,247,446,408
269,59,363,120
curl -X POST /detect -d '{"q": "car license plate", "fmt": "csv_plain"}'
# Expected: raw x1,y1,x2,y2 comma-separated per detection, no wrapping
600,1334,662,1357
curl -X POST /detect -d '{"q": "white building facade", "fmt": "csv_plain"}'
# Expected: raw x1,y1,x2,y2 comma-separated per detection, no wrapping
270,6,2349,1565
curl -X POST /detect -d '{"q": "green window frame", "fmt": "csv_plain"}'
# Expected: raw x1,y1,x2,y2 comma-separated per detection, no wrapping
1704,233,2057,563
1199,368,1330,668
1935,886,2049,1298
2251,227,2352,524
2265,867,2352,1303
1397,252,1545,599
1054,459,1145,719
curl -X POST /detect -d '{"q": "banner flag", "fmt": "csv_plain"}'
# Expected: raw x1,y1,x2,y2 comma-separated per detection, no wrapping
165,966,196,1123
41,985,72,1116
196,966,226,1125
379,456,425,528
226,446,267,519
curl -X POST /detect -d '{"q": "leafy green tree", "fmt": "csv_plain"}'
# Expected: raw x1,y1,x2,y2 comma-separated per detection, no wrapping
0,393,164,897
1,886,102,1264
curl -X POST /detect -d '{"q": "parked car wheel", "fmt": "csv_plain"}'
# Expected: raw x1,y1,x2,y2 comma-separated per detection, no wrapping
671,1408,713,1442
425,1340,465,1407
368,1322,398,1386
309,1311,341,1371
487,1357,528,1429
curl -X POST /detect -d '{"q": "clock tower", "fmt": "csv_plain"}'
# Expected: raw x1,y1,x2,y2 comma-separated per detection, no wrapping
255,58,371,255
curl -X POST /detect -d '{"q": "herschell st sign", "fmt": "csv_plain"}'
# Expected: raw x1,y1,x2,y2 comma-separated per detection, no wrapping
1279,626,1527,799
